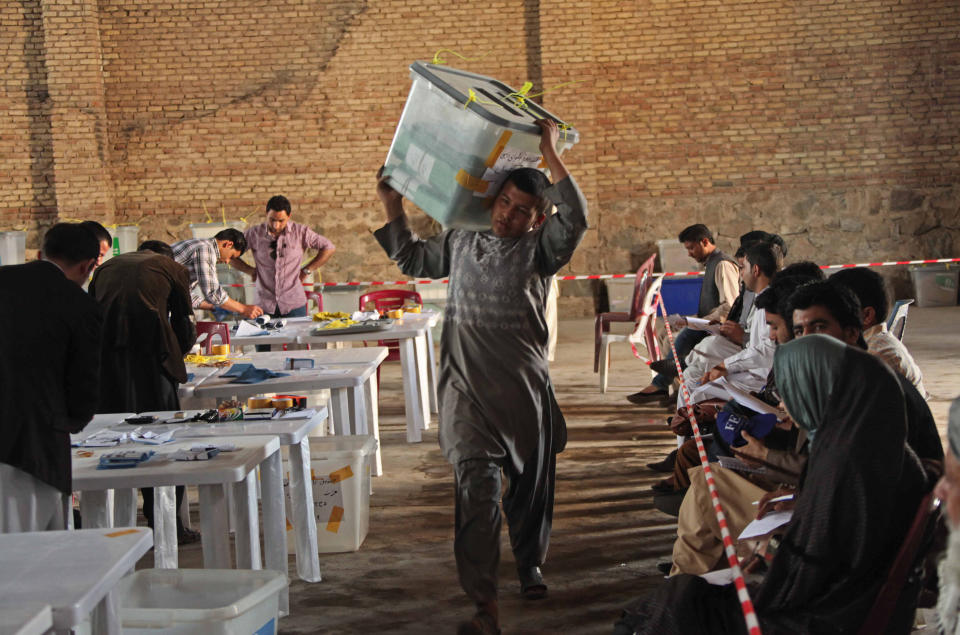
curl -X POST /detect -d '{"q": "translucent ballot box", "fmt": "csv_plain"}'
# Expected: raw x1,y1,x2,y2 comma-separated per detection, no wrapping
383,62,579,231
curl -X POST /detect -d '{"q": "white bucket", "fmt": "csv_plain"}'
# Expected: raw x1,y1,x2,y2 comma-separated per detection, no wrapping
0,231,27,266
117,568,287,635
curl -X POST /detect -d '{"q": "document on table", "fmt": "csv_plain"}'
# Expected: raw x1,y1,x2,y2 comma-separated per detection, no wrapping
719,377,780,416
739,510,793,540
236,320,269,337
685,317,723,335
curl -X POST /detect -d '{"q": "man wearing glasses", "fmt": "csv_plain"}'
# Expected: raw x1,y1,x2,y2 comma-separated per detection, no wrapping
230,195,335,320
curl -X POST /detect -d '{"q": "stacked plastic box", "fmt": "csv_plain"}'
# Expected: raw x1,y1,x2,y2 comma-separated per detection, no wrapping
383,62,579,231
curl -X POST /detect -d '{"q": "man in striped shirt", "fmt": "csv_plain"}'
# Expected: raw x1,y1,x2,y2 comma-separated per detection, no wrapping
172,229,264,319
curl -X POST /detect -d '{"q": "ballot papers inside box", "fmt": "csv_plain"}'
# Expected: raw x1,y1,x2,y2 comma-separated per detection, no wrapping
383,62,579,231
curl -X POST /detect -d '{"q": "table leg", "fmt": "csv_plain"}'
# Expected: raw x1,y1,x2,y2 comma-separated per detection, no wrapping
363,376,383,476
289,437,322,583
424,326,439,414
328,388,351,435
113,488,137,527
79,490,113,528
231,471,262,570
346,385,368,435
153,485,178,569
399,337,424,443
90,591,120,635
260,450,290,615
199,484,231,568
413,332,432,428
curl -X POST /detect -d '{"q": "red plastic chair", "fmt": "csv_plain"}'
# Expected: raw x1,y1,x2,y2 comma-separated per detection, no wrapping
359,289,423,386
195,321,230,354
593,254,659,390
306,291,323,313
857,492,941,635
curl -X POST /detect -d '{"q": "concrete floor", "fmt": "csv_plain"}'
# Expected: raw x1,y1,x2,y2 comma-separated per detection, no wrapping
171,306,960,634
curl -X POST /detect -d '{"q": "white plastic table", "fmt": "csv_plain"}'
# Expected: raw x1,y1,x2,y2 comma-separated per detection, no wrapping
0,604,52,635
0,528,152,635
139,408,329,584
188,350,386,475
71,436,284,591
298,313,440,443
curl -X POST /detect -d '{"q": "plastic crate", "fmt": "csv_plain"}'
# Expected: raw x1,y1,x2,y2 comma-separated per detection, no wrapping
383,62,579,230
0,231,27,266
660,277,703,316
910,265,959,307
117,569,287,635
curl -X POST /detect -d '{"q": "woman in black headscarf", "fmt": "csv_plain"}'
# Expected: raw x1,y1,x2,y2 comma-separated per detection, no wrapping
616,335,931,635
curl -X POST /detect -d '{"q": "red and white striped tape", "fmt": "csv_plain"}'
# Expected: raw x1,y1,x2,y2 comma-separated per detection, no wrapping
657,292,762,635
224,256,960,288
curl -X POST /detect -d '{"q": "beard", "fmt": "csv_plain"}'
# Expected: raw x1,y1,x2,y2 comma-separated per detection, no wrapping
938,526,960,634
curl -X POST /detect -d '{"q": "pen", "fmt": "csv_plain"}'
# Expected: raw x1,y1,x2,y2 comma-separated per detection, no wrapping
752,494,794,506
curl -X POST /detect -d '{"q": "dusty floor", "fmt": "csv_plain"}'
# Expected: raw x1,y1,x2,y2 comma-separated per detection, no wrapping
170,306,960,635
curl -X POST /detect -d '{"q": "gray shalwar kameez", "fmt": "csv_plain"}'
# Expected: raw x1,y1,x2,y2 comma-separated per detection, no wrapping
374,176,588,604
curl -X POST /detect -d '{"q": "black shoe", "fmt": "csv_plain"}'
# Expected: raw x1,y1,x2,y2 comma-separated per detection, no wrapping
653,490,687,516
646,449,678,473
627,389,668,404
518,565,548,600
657,561,673,576
177,526,201,545
650,480,675,494
649,359,679,378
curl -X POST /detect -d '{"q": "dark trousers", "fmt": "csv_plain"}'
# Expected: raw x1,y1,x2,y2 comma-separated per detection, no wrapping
453,448,557,605
255,303,308,352
652,327,710,389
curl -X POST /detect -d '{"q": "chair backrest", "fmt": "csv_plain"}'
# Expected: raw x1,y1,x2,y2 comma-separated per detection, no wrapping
306,291,323,313
856,492,941,635
359,289,423,312
628,254,658,320
195,321,230,354
629,275,664,362
886,298,914,341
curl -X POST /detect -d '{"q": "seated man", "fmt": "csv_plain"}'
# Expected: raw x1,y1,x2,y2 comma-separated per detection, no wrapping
628,224,738,403
829,267,926,396
935,397,960,634
678,241,780,404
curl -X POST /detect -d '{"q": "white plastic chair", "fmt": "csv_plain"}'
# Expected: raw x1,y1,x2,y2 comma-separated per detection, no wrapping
886,298,914,341
598,275,663,393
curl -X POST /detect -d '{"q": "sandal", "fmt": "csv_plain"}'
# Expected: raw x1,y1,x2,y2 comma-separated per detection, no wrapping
456,610,500,635
518,565,548,600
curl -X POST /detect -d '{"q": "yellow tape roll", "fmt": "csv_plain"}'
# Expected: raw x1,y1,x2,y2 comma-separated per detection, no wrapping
386,309,404,319
247,397,273,409
272,398,294,410
211,344,230,355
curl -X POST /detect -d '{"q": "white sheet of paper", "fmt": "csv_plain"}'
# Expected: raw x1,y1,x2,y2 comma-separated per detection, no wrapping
685,317,723,335
739,510,793,540
699,569,738,586
719,377,780,416
236,320,268,337
690,378,731,403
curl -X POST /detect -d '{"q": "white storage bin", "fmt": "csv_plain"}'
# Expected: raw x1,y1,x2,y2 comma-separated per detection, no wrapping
657,238,699,274
116,569,286,635
910,265,959,307
606,278,636,313
113,225,139,256
0,230,27,266
383,62,579,230
284,435,376,554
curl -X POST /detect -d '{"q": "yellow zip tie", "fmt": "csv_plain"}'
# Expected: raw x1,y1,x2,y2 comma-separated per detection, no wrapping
525,80,585,100
202,202,212,223
506,82,534,110
432,49,489,65
221,205,227,226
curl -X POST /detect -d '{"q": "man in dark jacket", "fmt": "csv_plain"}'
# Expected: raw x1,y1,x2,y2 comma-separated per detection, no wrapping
89,240,198,541
0,223,102,532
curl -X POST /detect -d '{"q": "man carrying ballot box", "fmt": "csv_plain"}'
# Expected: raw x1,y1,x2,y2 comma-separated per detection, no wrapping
375,119,586,635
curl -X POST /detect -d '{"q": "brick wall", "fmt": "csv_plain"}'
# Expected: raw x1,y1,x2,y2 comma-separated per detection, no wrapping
1,0,957,310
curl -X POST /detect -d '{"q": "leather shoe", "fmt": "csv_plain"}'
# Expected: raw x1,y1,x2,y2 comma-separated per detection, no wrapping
650,479,675,494
646,449,677,473
626,389,668,404
518,566,548,600
657,561,673,576
649,359,679,377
